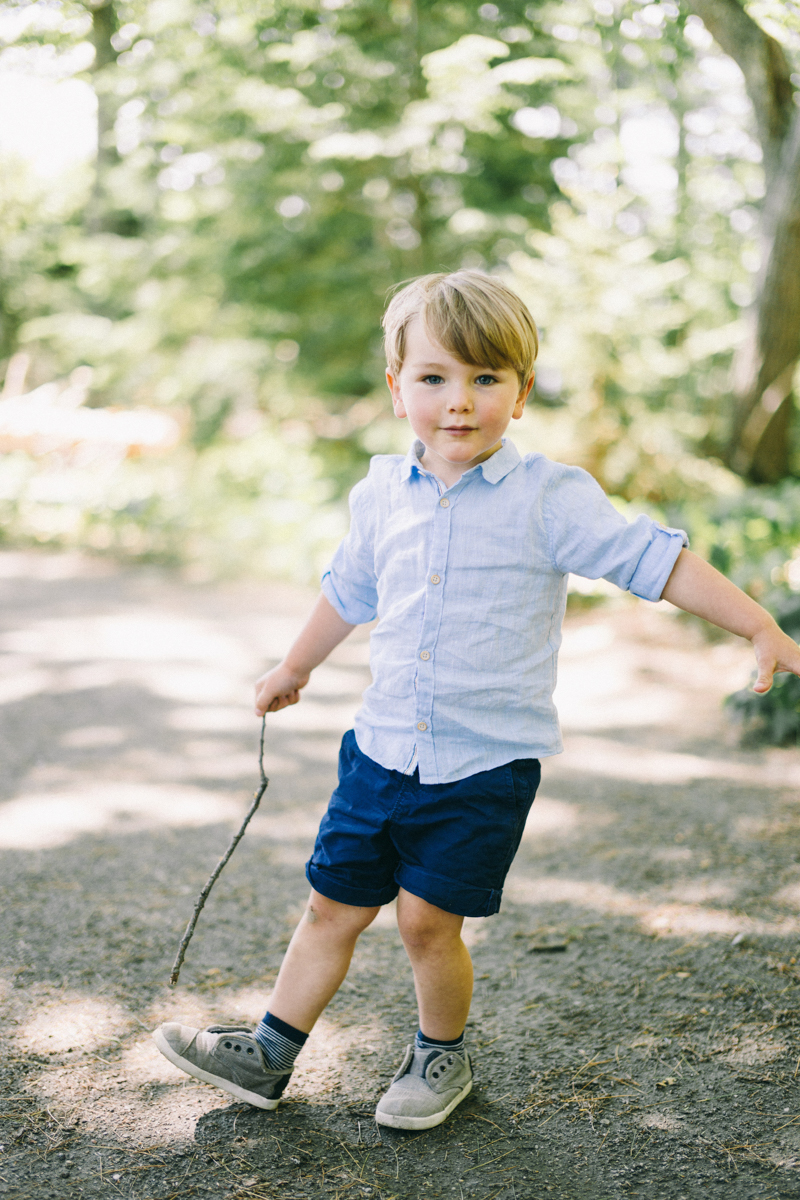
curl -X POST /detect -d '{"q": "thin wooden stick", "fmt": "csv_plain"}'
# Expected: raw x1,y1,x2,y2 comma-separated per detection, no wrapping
169,717,269,986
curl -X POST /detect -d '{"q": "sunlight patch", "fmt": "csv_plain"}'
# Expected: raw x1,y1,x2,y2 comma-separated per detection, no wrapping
17,994,134,1054
60,725,128,748
520,795,613,840
638,1111,683,1131
664,880,738,905
132,665,245,704
0,783,243,849
292,1015,386,1100
0,613,248,666
505,876,800,938
772,882,800,909
717,1027,787,1067
168,706,259,732
32,1055,222,1144
0,667,55,705
249,804,326,842
288,737,343,764
552,736,800,788
265,699,360,734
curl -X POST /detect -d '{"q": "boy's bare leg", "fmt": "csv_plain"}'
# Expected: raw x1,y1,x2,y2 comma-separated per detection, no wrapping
396,888,473,1039
267,890,380,1033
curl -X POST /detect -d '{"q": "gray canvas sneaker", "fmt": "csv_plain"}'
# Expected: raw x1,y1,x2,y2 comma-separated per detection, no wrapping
153,1023,291,1110
375,1044,473,1130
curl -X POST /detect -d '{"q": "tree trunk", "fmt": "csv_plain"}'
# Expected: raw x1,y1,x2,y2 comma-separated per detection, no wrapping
686,0,800,482
83,0,120,234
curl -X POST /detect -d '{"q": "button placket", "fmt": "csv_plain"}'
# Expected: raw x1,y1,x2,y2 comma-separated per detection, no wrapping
413,483,455,769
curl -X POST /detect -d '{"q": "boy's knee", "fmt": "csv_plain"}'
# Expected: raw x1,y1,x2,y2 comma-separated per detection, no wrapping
397,897,463,953
305,891,378,936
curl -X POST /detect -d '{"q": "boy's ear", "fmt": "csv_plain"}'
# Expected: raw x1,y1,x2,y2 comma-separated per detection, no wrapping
512,372,535,419
386,368,407,418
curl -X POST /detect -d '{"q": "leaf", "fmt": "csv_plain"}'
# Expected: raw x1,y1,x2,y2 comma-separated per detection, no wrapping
493,57,571,85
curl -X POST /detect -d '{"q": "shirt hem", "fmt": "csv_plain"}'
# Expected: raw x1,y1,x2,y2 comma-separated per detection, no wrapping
352,725,562,784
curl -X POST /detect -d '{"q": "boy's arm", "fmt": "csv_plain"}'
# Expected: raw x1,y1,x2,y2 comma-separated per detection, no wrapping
255,593,355,716
661,548,800,693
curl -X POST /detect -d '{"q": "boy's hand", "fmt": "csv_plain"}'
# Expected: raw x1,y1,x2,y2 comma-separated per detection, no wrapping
751,625,800,693
253,593,355,719
662,550,800,694
255,663,311,717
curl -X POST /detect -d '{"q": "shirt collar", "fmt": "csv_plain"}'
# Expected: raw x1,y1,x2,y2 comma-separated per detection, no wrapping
400,437,522,485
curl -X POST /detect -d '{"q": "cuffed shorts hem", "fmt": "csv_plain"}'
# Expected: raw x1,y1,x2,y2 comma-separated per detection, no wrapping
305,859,502,918
395,863,502,918
306,860,399,909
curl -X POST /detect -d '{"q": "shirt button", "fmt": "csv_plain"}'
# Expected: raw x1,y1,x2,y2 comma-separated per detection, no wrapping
439,497,450,508
417,721,427,732
420,650,430,660
430,574,440,584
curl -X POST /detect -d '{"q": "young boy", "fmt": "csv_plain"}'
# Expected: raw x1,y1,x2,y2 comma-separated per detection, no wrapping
154,271,800,1131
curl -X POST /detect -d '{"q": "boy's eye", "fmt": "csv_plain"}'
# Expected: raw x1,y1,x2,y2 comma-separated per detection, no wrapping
475,374,498,385
422,374,444,385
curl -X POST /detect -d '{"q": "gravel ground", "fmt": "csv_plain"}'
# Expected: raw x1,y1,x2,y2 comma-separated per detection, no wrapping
1,549,800,1200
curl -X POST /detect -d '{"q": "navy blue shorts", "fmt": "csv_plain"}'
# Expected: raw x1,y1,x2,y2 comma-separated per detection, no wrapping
305,730,540,918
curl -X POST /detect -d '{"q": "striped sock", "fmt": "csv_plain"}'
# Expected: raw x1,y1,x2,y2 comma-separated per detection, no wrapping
253,1012,308,1072
415,1029,465,1055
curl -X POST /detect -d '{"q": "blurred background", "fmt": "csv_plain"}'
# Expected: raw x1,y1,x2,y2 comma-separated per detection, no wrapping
1,0,800,738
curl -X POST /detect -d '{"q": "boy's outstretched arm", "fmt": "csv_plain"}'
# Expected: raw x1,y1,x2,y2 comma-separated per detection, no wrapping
661,548,800,693
255,593,355,716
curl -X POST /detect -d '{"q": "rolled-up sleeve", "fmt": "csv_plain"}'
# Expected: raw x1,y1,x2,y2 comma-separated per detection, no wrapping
321,476,379,624
545,465,688,602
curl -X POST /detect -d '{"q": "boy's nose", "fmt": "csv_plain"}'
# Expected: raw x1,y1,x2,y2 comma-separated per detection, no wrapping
447,388,473,411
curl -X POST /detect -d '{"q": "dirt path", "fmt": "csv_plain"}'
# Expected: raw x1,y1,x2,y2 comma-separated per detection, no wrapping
1,549,800,1200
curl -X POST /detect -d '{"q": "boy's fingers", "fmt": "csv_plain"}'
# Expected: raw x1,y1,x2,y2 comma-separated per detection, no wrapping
276,690,300,708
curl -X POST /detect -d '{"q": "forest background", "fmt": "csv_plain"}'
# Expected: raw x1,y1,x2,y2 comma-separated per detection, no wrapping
2,0,800,737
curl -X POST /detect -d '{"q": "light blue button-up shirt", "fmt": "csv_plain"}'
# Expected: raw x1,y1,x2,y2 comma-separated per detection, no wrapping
321,439,687,784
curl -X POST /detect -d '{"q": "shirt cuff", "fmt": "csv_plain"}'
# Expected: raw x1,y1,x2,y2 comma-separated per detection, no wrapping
321,571,377,625
627,525,689,602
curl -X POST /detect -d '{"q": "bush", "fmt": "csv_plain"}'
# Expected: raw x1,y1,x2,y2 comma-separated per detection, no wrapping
671,483,800,747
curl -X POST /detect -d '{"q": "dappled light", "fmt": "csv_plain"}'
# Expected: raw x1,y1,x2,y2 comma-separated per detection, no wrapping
0,782,244,850
2,553,800,1196
2,0,800,1193
505,875,800,939
2,0,800,593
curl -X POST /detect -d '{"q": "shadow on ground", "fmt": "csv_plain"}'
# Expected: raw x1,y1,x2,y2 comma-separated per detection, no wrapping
1,550,800,1200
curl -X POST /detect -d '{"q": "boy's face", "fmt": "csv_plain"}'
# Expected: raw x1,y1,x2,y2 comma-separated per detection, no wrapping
386,318,534,483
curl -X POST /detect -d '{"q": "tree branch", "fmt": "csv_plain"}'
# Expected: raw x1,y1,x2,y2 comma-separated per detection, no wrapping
728,106,800,476
685,0,800,479
685,0,793,182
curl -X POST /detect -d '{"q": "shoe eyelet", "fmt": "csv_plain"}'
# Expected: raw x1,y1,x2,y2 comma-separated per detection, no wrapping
224,1041,232,1049
234,1045,241,1052
247,1047,254,1054
447,1056,454,1064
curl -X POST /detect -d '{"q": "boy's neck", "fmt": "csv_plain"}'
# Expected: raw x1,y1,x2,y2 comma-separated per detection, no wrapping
419,439,504,489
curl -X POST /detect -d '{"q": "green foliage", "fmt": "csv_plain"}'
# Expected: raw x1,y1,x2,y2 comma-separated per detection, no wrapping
0,420,347,580
1,0,799,586
672,480,800,611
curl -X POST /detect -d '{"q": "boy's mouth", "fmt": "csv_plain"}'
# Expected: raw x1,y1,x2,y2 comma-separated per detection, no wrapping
443,425,476,433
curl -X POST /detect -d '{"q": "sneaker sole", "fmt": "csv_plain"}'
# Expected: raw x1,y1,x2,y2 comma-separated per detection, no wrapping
152,1028,282,1111
375,1079,473,1130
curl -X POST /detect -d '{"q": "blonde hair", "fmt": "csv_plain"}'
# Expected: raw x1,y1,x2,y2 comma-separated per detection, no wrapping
382,271,538,388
